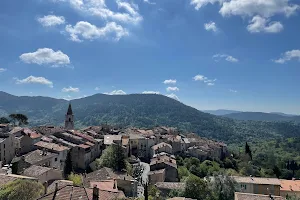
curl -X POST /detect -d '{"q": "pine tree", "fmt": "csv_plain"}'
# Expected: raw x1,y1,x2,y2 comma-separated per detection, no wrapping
245,142,252,160
64,151,72,178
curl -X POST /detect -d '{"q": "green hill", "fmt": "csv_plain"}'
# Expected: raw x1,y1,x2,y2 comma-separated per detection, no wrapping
1,91,300,144
224,112,300,122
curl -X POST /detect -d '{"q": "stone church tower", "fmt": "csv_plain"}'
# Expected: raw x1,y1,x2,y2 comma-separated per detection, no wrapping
65,103,74,130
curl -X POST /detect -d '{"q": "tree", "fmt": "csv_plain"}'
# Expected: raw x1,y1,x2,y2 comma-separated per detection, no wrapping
0,117,9,124
96,144,126,171
273,165,281,178
208,174,237,200
68,172,82,186
0,179,44,200
9,114,28,126
245,142,252,160
64,151,72,178
184,175,212,200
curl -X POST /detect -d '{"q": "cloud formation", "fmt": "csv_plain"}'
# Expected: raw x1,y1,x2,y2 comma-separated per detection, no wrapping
0,68,7,73
37,15,66,27
20,48,70,67
213,54,239,63
204,21,218,32
247,16,283,33
229,89,238,93
105,90,126,95
274,50,300,64
166,87,179,92
65,21,129,42
193,75,216,86
15,76,53,88
62,86,80,92
142,91,160,94
166,93,180,101
163,79,177,84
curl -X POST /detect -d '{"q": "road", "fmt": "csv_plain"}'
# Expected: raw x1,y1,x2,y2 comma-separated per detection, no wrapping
137,162,150,197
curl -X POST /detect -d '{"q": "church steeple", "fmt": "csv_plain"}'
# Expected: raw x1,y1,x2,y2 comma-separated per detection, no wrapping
65,103,74,130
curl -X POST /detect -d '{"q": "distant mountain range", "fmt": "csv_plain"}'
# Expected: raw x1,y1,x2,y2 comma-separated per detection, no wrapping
203,109,299,122
1,91,300,144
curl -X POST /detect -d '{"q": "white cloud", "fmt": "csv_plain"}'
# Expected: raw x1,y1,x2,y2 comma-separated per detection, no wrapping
166,87,179,92
142,91,160,94
274,50,300,64
20,48,70,67
229,89,238,93
191,0,222,10
104,90,126,95
37,15,65,27
95,87,100,91
62,86,80,92
213,54,239,63
193,74,216,86
163,79,177,84
15,76,53,88
143,0,156,5
60,0,142,25
219,0,299,18
0,68,7,73
166,93,180,101
204,21,218,32
65,21,129,42
247,15,283,33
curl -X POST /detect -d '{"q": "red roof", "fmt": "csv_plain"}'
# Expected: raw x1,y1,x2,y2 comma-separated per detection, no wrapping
70,130,97,143
90,180,119,193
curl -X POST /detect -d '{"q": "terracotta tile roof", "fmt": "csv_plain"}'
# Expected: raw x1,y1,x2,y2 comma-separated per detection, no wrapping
84,167,133,187
150,154,177,168
41,136,53,143
39,185,126,200
148,169,165,175
280,179,300,192
24,149,58,165
79,144,91,149
232,176,281,185
90,180,118,192
47,180,73,193
23,128,42,139
23,165,53,178
0,174,38,187
151,142,172,151
155,182,185,190
234,192,283,200
35,141,70,152
69,130,97,143
86,141,94,146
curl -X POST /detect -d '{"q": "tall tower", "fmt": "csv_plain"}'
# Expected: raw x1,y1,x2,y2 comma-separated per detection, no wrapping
65,103,74,130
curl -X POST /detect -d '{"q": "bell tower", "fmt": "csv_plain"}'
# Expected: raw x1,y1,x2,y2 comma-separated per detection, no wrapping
65,103,74,130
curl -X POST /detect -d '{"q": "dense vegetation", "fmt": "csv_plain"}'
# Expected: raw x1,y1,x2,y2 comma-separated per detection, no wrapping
1,91,300,146
223,112,300,122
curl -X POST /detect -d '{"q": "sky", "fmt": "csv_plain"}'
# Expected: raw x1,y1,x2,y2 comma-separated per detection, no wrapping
0,0,300,114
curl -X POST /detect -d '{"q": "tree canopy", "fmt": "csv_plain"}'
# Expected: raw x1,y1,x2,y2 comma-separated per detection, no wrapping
0,179,44,200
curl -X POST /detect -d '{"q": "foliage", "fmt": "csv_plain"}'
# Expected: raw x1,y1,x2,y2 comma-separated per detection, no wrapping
178,166,190,181
0,117,9,124
184,175,212,200
168,189,185,198
245,142,252,160
9,113,28,126
64,151,72,177
96,144,126,171
0,179,44,200
148,184,163,200
68,172,82,186
208,174,238,200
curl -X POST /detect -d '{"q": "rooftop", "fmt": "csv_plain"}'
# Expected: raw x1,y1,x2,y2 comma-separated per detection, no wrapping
47,180,73,193
35,141,70,152
104,135,122,145
234,192,283,200
155,182,185,190
89,180,118,193
280,179,300,192
24,149,58,165
0,174,38,187
151,142,172,151
23,165,54,178
232,176,281,186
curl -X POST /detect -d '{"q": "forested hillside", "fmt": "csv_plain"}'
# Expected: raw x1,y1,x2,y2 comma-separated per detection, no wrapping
1,91,300,145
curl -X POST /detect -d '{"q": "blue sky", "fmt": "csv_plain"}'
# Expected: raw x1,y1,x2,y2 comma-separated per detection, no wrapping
0,0,300,114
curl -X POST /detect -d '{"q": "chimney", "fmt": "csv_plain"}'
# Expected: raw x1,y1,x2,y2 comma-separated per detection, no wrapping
43,181,48,195
92,185,99,200
55,182,58,192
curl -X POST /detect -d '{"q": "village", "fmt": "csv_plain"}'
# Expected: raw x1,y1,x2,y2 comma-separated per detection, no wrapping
0,104,299,200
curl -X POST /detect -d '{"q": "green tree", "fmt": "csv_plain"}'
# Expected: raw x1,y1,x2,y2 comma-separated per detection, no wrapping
245,142,252,160
64,151,73,178
96,144,126,171
0,179,44,200
68,172,82,186
178,166,190,181
0,117,9,124
184,175,212,200
273,165,281,178
208,174,237,200
9,114,28,126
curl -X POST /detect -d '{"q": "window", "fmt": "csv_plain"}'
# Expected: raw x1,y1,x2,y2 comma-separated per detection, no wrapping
241,184,247,190
3,144,5,149
55,158,57,161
